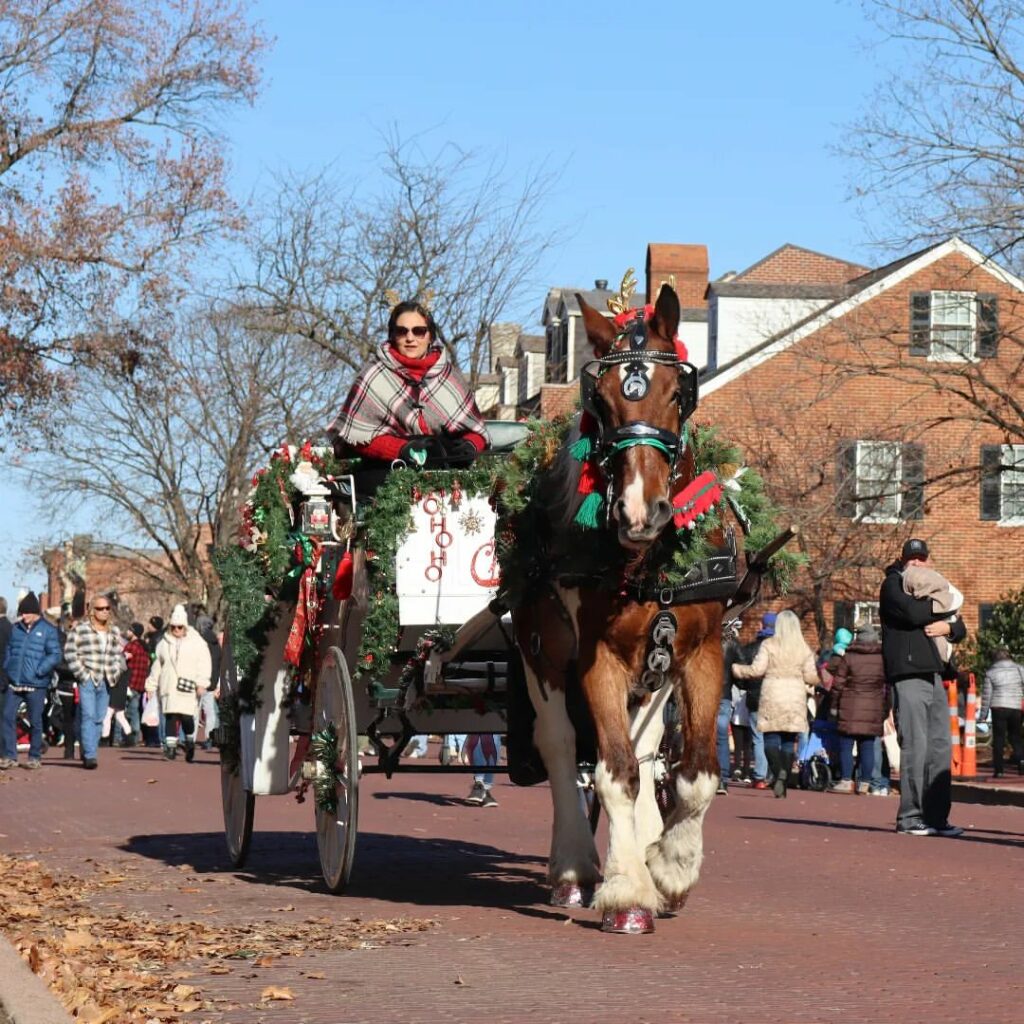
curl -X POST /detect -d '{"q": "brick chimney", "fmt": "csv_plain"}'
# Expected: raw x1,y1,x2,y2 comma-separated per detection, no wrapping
645,244,709,308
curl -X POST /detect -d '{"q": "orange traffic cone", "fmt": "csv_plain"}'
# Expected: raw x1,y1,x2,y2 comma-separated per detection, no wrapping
961,673,978,779
947,679,962,777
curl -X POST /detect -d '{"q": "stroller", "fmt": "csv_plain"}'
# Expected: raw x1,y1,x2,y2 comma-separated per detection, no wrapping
796,716,839,791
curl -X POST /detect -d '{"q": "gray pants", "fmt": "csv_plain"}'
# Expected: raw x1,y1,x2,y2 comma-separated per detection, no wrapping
894,674,951,830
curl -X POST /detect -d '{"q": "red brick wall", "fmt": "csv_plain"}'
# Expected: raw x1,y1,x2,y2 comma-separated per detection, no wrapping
539,383,578,421
701,250,1024,636
646,244,708,307
737,244,867,285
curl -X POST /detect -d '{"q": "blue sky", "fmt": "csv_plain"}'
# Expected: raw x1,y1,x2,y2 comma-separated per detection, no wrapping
1,0,890,598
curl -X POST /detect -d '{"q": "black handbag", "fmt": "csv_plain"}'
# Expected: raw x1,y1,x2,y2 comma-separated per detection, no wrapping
175,677,197,694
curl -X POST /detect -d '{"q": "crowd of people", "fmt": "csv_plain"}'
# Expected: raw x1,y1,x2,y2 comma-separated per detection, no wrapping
0,591,221,770
720,538,1023,835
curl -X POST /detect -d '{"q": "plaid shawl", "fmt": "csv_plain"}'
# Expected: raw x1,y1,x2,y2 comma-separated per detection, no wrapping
328,343,485,446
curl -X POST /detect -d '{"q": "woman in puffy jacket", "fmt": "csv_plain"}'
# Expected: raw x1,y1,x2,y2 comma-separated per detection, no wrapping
733,609,818,798
979,648,1024,777
829,624,887,793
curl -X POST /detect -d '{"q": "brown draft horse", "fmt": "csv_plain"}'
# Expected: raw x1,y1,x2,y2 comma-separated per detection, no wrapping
514,284,729,933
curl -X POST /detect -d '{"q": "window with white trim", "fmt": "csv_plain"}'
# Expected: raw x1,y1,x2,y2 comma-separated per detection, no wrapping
854,601,881,630
1001,444,1024,521
930,290,976,359
856,441,902,521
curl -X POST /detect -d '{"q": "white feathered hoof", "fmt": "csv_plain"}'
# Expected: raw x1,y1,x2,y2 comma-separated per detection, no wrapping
601,907,656,934
658,892,689,917
551,882,594,908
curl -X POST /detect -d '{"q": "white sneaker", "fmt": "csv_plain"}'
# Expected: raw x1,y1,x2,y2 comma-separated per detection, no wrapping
466,781,486,805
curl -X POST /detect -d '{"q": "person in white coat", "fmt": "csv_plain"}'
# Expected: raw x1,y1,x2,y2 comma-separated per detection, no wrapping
146,604,211,761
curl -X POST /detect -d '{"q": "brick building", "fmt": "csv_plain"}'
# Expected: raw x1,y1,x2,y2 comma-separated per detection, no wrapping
487,236,1023,641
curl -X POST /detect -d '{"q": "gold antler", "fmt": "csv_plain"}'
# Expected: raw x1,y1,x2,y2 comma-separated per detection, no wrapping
607,268,638,315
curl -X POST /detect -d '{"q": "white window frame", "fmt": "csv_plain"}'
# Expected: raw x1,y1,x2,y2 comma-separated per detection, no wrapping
855,441,902,523
1000,443,1024,525
854,601,881,631
929,290,976,362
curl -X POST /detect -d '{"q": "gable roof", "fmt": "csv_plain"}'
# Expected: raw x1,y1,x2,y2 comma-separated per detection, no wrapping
734,242,869,285
702,237,1024,395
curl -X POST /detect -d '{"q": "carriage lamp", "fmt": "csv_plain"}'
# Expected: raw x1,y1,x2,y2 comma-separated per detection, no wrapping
300,496,333,538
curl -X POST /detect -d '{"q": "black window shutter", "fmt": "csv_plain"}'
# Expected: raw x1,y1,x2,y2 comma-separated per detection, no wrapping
901,442,925,520
976,294,999,357
909,292,931,356
978,603,996,630
836,440,858,517
980,444,1003,520
833,601,856,633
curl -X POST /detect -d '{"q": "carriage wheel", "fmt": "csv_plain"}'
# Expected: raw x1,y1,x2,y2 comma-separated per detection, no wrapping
314,646,359,893
219,634,254,868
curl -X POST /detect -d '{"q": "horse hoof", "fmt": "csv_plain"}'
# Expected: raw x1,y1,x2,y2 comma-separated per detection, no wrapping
551,883,594,908
601,907,655,934
659,893,689,917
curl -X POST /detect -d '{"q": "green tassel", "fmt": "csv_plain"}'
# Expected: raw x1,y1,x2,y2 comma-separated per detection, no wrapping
574,491,604,529
569,435,593,461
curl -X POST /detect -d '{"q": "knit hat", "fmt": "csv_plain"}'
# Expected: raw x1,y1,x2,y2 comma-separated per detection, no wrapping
856,623,880,644
129,622,145,638
833,627,853,656
169,604,189,627
17,591,41,616
149,615,164,632
756,612,777,639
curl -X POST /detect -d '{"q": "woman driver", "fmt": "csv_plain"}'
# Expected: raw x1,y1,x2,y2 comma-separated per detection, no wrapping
328,301,487,466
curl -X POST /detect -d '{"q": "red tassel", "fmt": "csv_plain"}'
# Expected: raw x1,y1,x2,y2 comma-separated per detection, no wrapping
332,550,354,600
673,336,689,362
577,458,603,495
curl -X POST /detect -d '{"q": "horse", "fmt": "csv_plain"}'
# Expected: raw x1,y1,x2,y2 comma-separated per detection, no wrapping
512,283,734,933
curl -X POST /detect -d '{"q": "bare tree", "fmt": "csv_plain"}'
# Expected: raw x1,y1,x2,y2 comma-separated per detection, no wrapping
846,0,1024,266
27,304,339,609
0,0,267,426
241,132,561,387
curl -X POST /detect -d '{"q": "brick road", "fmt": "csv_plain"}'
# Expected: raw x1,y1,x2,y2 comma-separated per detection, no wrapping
2,744,1023,1023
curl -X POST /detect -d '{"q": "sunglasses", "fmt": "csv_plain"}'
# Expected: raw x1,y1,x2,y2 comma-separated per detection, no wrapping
170,624,186,631
392,325,430,339
94,606,111,612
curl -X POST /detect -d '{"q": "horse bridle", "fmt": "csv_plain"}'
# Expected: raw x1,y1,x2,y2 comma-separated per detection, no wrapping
579,316,699,479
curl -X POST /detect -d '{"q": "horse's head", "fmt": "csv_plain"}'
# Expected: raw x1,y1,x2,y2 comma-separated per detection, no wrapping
577,284,697,550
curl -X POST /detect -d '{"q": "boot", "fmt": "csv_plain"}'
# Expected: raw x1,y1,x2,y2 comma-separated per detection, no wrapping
184,739,196,763
767,749,788,799
163,741,178,761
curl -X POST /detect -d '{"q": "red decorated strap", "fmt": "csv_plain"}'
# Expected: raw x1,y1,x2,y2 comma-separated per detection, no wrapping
332,550,354,600
671,470,722,530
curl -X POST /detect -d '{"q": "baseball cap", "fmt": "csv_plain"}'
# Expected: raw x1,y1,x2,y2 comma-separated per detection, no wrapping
901,538,929,561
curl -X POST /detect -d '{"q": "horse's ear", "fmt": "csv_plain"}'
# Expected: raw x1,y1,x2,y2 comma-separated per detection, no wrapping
576,293,617,356
652,284,680,342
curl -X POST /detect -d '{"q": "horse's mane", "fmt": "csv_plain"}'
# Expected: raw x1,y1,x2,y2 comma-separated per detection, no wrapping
537,414,586,534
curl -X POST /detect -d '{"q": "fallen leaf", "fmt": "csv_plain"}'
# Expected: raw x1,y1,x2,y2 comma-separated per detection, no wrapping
28,944,43,973
146,779,157,784
260,985,294,1001
171,984,197,997
454,975,467,986
179,887,201,894
256,956,275,967
303,971,326,980
208,966,231,975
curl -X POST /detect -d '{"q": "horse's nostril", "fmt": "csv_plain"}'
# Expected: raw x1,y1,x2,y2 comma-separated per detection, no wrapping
650,498,673,528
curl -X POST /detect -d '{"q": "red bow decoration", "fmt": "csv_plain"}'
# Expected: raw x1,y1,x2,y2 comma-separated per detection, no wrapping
610,306,688,361
332,550,354,600
671,470,722,530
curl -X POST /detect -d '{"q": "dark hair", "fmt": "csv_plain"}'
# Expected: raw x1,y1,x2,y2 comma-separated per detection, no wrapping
149,615,164,631
129,621,145,638
386,301,439,344
994,647,1011,661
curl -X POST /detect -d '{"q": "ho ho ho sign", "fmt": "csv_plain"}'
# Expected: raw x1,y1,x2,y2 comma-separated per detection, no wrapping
394,490,500,626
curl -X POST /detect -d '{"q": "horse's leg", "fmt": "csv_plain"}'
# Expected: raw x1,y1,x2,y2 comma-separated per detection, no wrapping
630,684,671,854
646,631,722,911
517,592,600,904
586,646,663,925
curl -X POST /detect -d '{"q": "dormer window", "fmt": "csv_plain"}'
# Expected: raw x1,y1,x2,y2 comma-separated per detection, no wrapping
910,291,998,360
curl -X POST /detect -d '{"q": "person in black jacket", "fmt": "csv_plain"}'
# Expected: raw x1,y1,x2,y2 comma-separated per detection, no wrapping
879,538,966,837
0,597,11,760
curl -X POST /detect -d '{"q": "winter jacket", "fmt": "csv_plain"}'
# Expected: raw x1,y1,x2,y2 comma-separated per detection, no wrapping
146,627,212,716
722,638,746,702
980,656,1024,718
3,618,62,690
0,617,11,690
65,621,127,686
879,562,966,681
831,640,887,737
735,639,765,713
733,639,818,734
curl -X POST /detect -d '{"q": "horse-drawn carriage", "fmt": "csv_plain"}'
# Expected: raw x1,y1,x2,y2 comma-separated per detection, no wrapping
218,283,797,933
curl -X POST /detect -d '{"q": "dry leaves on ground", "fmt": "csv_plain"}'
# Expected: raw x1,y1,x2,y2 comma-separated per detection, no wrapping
0,854,434,1023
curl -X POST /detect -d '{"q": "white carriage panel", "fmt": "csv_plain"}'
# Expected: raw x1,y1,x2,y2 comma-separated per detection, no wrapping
251,605,295,796
395,492,501,626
